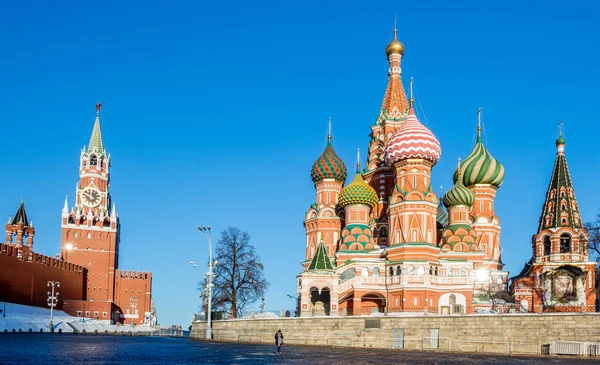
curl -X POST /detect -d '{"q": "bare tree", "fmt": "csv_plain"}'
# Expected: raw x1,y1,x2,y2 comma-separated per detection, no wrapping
584,213,600,262
198,227,268,318
475,285,512,312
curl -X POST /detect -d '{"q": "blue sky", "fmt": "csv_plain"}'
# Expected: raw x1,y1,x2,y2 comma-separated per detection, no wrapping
1,1,599,326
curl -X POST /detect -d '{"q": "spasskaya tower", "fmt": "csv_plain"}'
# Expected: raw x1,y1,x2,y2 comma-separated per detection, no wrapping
60,102,119,303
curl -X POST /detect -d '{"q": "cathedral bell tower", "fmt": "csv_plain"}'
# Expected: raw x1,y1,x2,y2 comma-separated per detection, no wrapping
61,102,119,303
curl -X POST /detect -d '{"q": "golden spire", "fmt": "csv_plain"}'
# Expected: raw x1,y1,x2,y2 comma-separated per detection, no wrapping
385,17,404,57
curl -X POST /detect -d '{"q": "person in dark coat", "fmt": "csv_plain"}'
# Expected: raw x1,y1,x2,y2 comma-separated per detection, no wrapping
274,329,284,354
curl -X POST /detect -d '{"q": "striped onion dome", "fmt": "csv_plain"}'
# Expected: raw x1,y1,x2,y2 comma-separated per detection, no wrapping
384,108,441,166
453,128,504,187
443,168,475,208
339,173,378,208
311,141,347,183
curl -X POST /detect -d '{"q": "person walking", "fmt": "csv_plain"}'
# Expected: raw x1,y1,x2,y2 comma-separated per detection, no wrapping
274,329,284,355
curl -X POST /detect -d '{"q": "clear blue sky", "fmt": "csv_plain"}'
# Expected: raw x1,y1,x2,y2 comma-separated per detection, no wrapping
1,1,599,326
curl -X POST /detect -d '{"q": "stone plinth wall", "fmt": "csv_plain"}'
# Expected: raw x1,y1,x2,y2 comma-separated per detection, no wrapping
190,314,600,354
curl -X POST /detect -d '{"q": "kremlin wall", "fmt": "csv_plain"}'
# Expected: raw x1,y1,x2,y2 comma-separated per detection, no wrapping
0,243,86,310
0,103,155,326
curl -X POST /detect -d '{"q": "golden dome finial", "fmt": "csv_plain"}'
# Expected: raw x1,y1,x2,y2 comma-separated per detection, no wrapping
385,16,404,57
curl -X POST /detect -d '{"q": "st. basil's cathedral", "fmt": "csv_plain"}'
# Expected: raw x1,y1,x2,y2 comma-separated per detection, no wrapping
296,29,596,315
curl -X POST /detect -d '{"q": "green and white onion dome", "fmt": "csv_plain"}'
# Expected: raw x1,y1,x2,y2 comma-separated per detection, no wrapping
444,169,475,208
453,131,504,187
338,173,378,208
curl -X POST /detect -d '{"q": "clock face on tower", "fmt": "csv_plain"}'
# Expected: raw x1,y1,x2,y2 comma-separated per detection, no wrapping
81,187,102,207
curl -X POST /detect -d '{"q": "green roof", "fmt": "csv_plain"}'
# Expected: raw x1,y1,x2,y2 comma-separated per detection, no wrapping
308,242,335,271
537,140,581,232
88,116,105,156
11,200,29,226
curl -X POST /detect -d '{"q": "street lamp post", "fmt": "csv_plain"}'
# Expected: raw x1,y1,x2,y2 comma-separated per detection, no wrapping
47,281,60,333
198,225,213,340
130,297,138,325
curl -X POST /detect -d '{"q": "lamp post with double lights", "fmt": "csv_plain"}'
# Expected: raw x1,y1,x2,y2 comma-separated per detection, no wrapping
198,225,213,340
129,297,138,325
47,281,60,333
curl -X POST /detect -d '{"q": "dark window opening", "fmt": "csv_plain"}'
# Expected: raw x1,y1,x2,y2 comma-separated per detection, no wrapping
543,236,552,255
560,234,571,253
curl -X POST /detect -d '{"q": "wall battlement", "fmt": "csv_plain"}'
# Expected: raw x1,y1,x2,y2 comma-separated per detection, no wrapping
116,269,151,280
0,243,85,274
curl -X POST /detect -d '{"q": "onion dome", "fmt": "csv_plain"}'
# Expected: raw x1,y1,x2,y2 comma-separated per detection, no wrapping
385,28,404,57
443,164,475,208
454,126,504,187
311,134,347,183
339,173,378,208
384,108,442,166
556,135,565,146
339,152,378,209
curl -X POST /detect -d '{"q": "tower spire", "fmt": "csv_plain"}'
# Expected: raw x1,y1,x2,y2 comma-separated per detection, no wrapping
89,101,105,156
556,120,566,155
409,77,414,109
356,148,361,174
477,107,483,140
11,200,29,226
327,117,332,144
558,120,564,137
538,131,579,232
62,195,69,215
381,19,408,119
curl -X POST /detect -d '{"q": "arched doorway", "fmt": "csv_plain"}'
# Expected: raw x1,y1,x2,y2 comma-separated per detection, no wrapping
310,287,331,316
360,293,386,315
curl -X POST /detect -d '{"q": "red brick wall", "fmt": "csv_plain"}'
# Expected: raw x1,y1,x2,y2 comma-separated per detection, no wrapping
114,270,152,325
61,228,118,302
0,243,86,310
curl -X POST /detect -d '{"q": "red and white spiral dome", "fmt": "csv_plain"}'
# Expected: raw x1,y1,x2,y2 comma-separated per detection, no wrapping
384,108,441,166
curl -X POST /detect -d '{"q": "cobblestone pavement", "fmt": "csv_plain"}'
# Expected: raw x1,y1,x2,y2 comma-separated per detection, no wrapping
2,334,600,364
224,342,600,364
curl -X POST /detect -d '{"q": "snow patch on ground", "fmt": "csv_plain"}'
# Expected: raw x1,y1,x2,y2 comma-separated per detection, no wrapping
0,302,155,333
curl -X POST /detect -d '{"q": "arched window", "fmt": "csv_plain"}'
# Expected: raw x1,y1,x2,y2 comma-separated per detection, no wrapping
380,227,387,238
429,266,433,275
435,267,439,276
449,294,456,305
90,155,98,167
373,267,380,277
560,234,571,253
389,267,394,276
396,266,401,276
543,236,551,255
